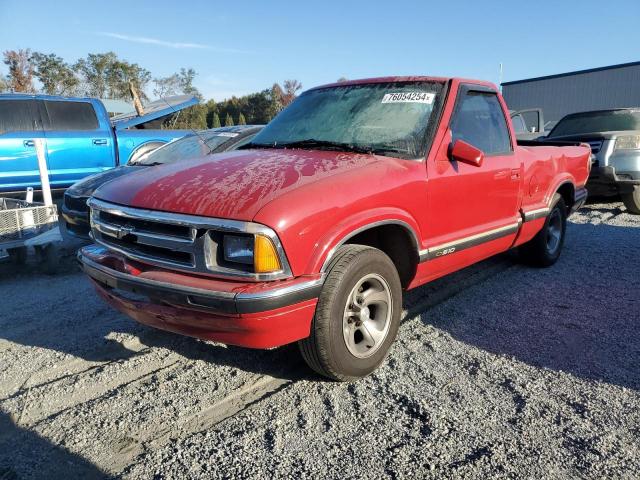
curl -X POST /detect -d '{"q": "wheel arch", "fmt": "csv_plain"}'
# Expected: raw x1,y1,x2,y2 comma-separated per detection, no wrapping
553,180,576,211
318,218,421,289
126,140,166,164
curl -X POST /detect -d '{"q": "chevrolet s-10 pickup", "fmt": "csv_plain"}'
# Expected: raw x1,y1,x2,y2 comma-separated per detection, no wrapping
78,76,590,380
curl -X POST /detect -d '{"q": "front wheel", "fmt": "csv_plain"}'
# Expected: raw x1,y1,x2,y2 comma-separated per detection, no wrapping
519,194,567,267
298,245,402,381
621,186,640,215
35,243,60,275
7,246,27,265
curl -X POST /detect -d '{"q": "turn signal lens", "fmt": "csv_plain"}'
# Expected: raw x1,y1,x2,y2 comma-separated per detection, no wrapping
254,234,282,273
614,135,640,150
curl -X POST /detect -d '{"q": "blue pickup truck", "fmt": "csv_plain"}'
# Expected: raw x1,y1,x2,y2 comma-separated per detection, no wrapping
0,93,197,193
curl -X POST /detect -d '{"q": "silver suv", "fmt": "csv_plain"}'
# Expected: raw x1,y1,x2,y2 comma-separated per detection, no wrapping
546,108,640,214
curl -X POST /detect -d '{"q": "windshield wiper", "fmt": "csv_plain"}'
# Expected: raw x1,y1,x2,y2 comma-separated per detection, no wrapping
137,161,164,166
238,142,280,150
239,139,409,157
277,139,375,154
369,145,412,157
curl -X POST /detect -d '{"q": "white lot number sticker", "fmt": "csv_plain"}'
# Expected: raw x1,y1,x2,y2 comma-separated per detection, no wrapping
216,132,240,137
381,92,435,104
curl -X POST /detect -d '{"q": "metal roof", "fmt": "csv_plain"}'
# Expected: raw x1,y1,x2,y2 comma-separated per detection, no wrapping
502,61,640,86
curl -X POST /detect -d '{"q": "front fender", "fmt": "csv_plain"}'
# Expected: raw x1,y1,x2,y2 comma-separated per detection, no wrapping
306,207,422,274
115,129,188,163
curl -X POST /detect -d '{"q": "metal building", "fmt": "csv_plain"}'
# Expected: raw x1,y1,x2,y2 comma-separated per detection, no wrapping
501,61,640,125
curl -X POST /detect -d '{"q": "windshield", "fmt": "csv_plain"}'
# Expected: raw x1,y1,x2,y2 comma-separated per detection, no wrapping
131,130,241,165
249,81,445,159
549,109,640,137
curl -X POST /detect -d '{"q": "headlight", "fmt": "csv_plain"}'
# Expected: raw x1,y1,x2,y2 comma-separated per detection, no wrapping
223,234,254,265
222,233,282,273
614,135,640,150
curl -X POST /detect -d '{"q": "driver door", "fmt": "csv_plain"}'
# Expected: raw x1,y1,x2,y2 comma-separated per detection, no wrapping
425,85,521,270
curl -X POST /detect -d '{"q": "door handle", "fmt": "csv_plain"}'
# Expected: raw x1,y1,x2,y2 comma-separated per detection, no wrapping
511,168,521,180
23,140,35,147
92,139,108,146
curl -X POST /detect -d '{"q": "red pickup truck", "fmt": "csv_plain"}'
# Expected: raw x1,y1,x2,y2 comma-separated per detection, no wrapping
79,76,590,380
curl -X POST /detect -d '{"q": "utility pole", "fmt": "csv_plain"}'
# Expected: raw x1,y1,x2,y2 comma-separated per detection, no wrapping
499,63,504,92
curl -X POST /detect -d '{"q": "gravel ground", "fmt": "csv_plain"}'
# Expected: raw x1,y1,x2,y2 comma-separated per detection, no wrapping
0,200,638,479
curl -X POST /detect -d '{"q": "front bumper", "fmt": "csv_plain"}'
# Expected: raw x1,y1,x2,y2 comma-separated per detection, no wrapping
589,166,640,195
79,245,322,348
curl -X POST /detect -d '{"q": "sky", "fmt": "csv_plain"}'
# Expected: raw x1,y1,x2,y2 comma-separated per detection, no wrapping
1,0,638,101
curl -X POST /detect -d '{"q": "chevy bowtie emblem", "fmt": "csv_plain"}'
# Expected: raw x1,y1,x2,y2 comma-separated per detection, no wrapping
116,225,135,239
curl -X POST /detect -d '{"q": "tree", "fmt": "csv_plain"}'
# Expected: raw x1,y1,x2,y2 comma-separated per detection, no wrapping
153,67,202,100
0,75,8,92
205,88,282,127
337,77,349,82
238,112,246,125
224,113,234,126
244,89,281,123
31,52,79,95
152,73,181,98
74,52,116,98
168,104,207,130
107,60,151,101
271,83,284,110
281,79,302,107
211,112,221,128
74,52,150,101
178,68,202,100
3,49,34,92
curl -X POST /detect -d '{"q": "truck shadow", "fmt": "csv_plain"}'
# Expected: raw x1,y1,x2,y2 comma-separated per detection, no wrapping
0,212,637,388
415,220,640,392
0,410,114,480
0,233,89,277
0,268,311,383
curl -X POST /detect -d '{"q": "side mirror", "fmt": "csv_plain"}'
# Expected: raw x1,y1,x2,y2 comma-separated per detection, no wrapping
450,139,484,167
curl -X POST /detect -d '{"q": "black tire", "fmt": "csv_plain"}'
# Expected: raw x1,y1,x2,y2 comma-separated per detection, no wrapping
59,218,74,243
298,245,402,381
35,243,60,275
519,194,567,267
621,186,640,215
7,246,27,265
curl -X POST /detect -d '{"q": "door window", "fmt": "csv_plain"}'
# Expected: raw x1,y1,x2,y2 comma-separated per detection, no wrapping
521,111,541,133
44,101,99,131
450,91,512,155
511,114,527,134
0,100,39,134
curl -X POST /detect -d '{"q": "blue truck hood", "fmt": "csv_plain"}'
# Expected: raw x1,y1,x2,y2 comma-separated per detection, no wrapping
110,95,198,130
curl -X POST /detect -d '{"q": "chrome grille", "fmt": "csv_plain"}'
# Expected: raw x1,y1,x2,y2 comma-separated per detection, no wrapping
91,204,200,270
64,194,89,213
88,198,292,281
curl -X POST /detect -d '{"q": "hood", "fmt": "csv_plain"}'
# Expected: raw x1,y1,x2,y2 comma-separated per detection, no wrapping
547,130,638,141
110,95,198,130
93,149,385,221
67,165,145,197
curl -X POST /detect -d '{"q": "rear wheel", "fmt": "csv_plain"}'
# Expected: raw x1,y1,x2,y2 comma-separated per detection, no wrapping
621,186,640,215
519,194,567,267
298,245,402,381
